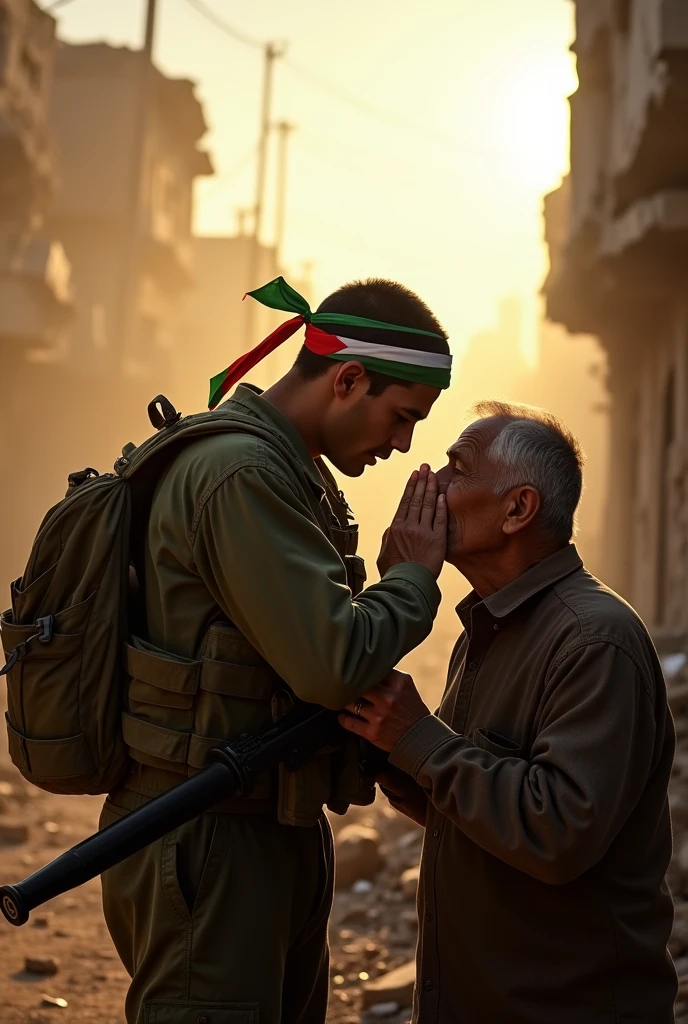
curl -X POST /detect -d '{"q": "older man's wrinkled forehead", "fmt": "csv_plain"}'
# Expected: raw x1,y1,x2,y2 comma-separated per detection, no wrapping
448,416,513,468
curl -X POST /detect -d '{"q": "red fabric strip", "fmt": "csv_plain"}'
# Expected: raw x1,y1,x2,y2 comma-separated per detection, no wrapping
304,324,346,356
210,315,304,409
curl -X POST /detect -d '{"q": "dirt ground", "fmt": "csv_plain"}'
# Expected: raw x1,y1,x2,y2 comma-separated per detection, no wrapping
0,746,417,1024
0,770,129,1024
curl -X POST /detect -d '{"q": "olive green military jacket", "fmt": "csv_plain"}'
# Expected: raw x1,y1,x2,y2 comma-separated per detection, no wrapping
142,384,440,714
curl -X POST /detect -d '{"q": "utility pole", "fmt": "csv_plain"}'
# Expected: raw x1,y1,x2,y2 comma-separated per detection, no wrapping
253,42,285,247
245,40,285,350
273,120,295,270
116,0,158,373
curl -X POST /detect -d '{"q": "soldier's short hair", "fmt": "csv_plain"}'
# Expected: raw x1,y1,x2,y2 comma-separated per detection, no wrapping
294,279,448,395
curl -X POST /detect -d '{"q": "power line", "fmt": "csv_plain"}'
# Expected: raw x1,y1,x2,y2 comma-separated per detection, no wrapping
178,0,457,151
182,0,264,50
284,59,457,151
196,142,259,207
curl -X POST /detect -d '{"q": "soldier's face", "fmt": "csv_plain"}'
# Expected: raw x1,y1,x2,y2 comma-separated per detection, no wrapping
324,373,441,477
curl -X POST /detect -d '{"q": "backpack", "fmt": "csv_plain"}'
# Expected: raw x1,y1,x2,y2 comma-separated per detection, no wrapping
0,395,307,795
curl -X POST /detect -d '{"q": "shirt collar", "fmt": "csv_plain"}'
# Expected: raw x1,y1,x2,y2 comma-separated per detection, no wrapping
226,383,326,496
456,544,583,627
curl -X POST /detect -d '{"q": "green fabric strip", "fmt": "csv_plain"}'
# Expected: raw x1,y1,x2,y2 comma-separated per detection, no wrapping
326,351,451,390
209,369,229,410
311,312,444,339
247,276,446,341
246,278,311,318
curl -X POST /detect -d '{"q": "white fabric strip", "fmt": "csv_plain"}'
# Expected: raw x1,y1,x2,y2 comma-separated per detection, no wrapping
333,335,452,369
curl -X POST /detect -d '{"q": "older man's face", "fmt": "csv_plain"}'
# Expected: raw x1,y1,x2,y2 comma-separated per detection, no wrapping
436,416,510,565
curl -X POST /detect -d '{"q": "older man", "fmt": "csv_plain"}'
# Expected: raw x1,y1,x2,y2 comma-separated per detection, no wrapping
342,401,677,1024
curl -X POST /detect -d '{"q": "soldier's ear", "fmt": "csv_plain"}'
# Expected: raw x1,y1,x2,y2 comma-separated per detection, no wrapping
333,361,367,399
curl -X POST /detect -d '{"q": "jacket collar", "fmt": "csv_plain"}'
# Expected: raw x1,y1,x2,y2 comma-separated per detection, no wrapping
457,544,583,627
227,383,326,496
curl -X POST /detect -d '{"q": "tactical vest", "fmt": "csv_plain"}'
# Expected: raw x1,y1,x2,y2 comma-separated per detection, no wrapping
119,443,374,827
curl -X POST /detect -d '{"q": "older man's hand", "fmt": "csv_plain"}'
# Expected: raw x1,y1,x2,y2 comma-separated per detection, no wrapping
339,669,431,752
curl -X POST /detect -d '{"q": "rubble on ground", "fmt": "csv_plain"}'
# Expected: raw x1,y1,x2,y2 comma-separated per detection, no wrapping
326,800,423,1023
25,954,60,976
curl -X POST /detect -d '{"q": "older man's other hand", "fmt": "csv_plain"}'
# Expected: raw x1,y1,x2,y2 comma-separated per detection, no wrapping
376,465,447,580
377,765,429,827
339,669,431,752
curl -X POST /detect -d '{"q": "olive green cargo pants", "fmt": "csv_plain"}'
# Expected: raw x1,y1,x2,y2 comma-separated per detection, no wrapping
100,795,334,1024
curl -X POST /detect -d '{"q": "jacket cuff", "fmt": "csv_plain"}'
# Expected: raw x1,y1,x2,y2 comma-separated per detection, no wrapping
382,563,441,618
389,714,457,779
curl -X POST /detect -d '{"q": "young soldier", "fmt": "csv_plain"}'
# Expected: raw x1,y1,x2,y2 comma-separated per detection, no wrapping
100,276,451,1024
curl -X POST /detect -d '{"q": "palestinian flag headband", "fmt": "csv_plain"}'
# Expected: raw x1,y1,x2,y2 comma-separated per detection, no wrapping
208,276,452,410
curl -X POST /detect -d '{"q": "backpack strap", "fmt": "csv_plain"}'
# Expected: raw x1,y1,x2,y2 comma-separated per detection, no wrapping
147,395,182,431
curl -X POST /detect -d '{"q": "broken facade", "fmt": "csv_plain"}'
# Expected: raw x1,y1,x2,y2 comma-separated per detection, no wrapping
545,0,688,634
0,39,213,590
0,0,72,351
48,42,213,386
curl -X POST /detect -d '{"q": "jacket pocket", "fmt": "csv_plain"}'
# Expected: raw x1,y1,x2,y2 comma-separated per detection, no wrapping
472,728,524,759
143,1001,259,1023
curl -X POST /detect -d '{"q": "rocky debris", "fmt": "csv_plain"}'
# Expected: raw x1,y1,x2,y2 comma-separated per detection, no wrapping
335,824,383,889
0,819,29,844
326,796,422,1022
362,960,415,1010
33,912,55,928
400,866,419,902
25,955,60,976
365,1003,400,1018
41,994,68,1008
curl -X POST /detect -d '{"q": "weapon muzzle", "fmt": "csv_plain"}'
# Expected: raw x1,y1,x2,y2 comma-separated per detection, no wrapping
1,885,28,926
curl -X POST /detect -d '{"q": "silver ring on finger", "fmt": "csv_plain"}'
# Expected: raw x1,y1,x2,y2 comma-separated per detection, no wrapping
354,699,364,717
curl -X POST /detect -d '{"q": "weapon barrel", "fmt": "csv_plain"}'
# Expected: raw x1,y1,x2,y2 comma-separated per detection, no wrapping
0,760,237,926
0,703,336,927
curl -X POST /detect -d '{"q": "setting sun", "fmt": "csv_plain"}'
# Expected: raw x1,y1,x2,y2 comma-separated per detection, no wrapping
496,55,578,191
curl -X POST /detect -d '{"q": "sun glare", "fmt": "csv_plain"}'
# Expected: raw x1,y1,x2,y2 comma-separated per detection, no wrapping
497,55,578,193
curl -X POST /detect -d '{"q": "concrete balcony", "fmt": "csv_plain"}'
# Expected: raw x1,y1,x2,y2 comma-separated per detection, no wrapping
610,0,688,208
0,234,73,347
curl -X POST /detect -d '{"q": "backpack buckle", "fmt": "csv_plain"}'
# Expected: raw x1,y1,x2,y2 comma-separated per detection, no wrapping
37,616,54,644
0,617,54,675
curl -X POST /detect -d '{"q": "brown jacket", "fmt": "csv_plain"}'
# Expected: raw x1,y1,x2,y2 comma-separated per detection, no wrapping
390,545,677,1024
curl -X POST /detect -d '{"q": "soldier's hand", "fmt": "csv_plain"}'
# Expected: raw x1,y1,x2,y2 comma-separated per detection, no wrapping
376,465,447,579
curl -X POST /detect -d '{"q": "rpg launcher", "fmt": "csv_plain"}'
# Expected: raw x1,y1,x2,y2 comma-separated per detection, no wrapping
0,703,342,927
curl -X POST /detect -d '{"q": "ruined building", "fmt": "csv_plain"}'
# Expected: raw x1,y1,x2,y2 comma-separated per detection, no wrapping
0,38,213,589
48,43,212,387
0,0,71,351
545,0,688,634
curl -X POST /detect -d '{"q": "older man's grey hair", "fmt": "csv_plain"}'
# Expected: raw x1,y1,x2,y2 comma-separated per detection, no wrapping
474,401,585,541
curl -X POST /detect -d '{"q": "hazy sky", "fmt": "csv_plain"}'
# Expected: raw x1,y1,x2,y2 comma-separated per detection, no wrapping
48,0,577,358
